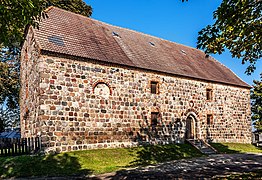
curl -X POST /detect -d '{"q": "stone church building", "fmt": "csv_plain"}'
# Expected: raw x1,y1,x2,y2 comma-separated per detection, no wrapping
20,7,251,152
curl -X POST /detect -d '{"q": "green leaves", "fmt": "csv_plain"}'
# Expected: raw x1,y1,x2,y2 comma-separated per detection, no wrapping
197,0,261,75
251,73,262,131
0,108,20,132
49,0,92,17
0,48,20,109
0,0,92,48
0,0,45,48
0,0,92,131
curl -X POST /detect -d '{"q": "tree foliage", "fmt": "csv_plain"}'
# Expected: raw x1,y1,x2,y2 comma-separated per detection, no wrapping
0,0,92,48
0,0,92,130
0,49,20,109
251,73,262,132
0,107,20,132
48,0,92,17
197,0,261,75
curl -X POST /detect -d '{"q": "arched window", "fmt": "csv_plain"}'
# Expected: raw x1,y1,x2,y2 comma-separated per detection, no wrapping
93,82,111,98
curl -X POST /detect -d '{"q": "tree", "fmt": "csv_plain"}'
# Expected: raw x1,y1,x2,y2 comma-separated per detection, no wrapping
0,107,20,132
0,0,92,47
251,73,262,132
1,1,44,48
0,50,19,109
0,0,92,131
196,0,261,75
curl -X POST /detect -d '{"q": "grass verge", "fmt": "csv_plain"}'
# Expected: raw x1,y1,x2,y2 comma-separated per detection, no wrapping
0,143,203,178
210,143,262,154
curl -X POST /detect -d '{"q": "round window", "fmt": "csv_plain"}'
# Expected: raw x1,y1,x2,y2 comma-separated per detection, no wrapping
94,83,110,98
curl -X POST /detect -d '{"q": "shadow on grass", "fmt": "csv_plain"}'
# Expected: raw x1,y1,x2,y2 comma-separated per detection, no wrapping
0,153,92,178
104,151,262,179
210,143,240,154
129,143,203,166
210,142,262,154
254,145,262,151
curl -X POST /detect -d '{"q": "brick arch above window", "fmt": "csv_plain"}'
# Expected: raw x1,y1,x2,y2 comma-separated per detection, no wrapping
151,106,160,113
184,108,199,119
92,81,112,98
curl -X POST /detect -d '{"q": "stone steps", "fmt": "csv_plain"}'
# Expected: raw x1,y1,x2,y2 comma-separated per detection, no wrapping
186,139,217,155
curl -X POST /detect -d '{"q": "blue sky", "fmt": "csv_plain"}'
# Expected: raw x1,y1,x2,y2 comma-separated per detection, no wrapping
86,0,261,86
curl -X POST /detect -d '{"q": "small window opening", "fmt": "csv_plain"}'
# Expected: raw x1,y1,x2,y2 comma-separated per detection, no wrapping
255,134,259,141
207,114,213,125
150,81,159,94
25,82,29,98
149,42,155,47
93,82,111,98
151,112,159,126
23,108,29,120
112,31,120,38
206,88,213,100
181,49,186,55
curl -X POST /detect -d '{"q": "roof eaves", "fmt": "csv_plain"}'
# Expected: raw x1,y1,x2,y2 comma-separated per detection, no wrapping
41,49,251,89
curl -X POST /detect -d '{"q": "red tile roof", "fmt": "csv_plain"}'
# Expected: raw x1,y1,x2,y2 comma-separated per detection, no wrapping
34,7,250,88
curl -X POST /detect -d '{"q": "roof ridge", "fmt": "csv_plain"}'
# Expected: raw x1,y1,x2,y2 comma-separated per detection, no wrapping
48,6,93,20
91,17,203,53
36,6,250,88
49,6,204,54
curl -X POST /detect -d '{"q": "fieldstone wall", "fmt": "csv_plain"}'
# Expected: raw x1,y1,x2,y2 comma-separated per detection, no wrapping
20,37,251,153
20,28,42,137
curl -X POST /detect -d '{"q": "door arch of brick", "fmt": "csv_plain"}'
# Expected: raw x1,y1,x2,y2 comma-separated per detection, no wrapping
185,112,198,140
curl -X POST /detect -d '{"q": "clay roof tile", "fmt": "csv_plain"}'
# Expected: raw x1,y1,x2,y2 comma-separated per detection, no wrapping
33,7,250,88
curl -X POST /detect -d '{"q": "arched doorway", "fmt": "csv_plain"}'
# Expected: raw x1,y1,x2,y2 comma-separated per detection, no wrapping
185,114,196,139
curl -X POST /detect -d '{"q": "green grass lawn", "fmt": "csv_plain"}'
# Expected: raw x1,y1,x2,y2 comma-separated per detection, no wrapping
0,143,203,178
210,143,262,154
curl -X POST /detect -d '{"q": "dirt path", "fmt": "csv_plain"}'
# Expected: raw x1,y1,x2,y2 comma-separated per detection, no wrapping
15,153,262,179
94,153,262,179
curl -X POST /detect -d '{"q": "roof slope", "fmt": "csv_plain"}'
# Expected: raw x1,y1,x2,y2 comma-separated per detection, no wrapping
34,7,249,88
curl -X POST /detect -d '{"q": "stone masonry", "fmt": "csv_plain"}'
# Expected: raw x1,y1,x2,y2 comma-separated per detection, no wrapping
20,7,252,153
20,28,251,153
20,27,42,140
